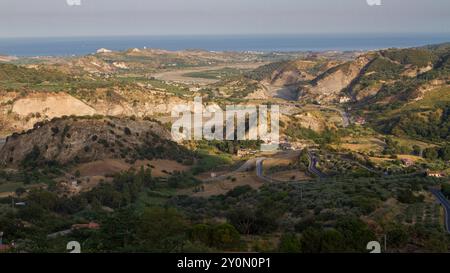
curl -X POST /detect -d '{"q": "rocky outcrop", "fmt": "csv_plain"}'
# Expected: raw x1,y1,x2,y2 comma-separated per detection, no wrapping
0,117,172,166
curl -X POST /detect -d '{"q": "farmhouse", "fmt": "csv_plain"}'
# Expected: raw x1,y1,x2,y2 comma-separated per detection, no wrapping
427,171,445,178
72,222,101,230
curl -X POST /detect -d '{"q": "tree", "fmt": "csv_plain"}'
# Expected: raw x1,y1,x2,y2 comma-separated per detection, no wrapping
386,226,409,248
21,145,41,169
15,187,26,197
124,127,132,136
423,232,448,253
300,228,323,253
299,228,346,253
226,185,253,198
423,148,439,160
439,145,450,161
351,196,380,214
227,202,281,235
278,233,301,253
227,208,257,235
336,217,376,252
397,189,424,204
136,207,188,252
442,184,450,199
412,145,422,156
211,224,240,250
99,207,139,251
383,137,400,155
189,224,212,246
27,190,58,211
320,229,345,253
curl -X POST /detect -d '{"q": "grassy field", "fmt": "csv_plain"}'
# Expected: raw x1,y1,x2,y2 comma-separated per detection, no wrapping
192,149,233,175
0,182,24,194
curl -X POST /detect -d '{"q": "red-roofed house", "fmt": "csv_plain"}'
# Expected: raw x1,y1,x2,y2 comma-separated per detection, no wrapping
72,222,100,230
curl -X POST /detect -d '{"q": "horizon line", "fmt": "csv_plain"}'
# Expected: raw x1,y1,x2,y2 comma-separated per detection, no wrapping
1,32,450,40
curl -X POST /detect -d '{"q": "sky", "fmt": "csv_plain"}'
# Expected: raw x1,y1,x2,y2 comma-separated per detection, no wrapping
0,0,449,38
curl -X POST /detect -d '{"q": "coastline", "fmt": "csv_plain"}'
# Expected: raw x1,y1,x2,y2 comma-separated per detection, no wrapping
1,33,450,57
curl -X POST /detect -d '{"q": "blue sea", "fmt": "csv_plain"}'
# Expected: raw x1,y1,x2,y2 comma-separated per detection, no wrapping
0,33,449,57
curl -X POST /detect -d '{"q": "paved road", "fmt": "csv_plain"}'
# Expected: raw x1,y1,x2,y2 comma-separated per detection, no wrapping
255,150,327,182
204,149,326,184
307,150,326,178
255,157,308,183
47,229,73,239
255,158,272,182
204,156,281,183
430,189,450,234
341,110,351,128
203,158,259,183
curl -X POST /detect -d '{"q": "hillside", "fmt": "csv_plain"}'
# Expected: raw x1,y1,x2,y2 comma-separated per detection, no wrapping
0,116,192,167
372,87,450,142
242,44,449,105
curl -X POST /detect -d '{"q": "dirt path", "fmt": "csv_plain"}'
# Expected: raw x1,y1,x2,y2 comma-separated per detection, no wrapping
151,63,265,85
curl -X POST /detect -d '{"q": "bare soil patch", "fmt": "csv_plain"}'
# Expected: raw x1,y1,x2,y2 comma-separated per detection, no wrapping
189,172,263,197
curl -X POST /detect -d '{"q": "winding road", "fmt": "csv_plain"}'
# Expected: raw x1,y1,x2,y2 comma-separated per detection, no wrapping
255,158,272,183
204,151,322,184
203,158,260,183
255,157,309,183
307,150,326,178
430,189,450,234
255,149,327,182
